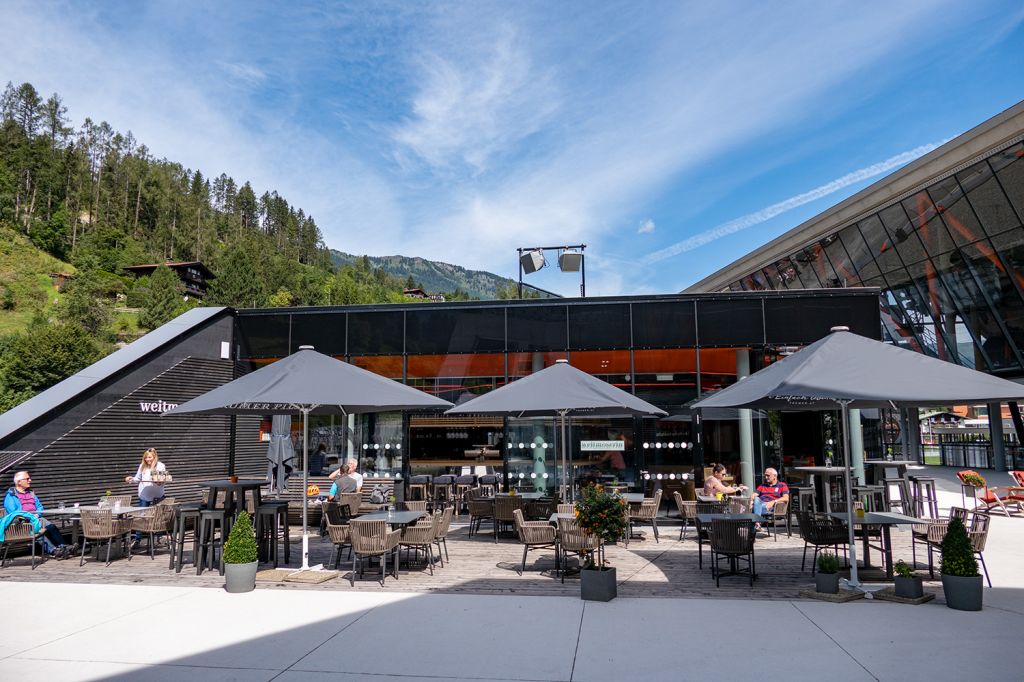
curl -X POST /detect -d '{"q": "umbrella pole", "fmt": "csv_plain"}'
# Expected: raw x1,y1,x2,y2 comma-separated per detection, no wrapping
840,401,861,589
560,411,569,502
301,406,311,571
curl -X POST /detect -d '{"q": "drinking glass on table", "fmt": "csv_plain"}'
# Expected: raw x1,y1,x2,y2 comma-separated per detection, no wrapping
58,500,66,510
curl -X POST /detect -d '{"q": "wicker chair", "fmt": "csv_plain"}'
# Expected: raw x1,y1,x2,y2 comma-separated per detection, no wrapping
493,496,525,543
557,503,575,514
349,519,401,586
130,502,176,558
433,506,454,566
695,501,729,569
402,500,429,512
709,519,756,587
524,498,556,522
80,509,133,566
625,489,662,545
467,498,495,538
763,499,790,539
325,518,351,570
923,509,992,586
97,495,133,508
512,508,557,575
728,496,752,514
556,516,600,583
0,512,47,569
912,506,968,572
400,511,441,574
674,492,697,540
795,511,849,575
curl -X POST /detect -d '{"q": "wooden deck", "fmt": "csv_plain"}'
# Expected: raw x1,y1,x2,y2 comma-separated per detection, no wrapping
0,517,934,600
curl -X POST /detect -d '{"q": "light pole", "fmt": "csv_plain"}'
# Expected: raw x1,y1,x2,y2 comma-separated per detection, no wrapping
517,244,586,298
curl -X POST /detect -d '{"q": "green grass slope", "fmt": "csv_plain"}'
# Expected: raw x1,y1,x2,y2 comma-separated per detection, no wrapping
0,226,73,336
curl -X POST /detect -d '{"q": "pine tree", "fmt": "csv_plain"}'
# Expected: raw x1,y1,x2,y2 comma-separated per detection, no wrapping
209,239,266,308
138,265,183,329
0,321,104,410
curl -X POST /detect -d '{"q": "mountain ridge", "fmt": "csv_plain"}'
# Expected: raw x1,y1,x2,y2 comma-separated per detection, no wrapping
330,250,515,299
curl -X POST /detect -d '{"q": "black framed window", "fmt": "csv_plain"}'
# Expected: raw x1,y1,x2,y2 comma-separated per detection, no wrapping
839,224,881,283
238,314,290,358
823,232,860,285
569,303,631,350
506,305,568,352
879,203,929,268
959,160,1022,236
790,249,822,287
991,143,1024,219
347,311,404,355
696,299,763,346
290,312,345,355
632,301,696,348
859,215,903,275
405,307,505,355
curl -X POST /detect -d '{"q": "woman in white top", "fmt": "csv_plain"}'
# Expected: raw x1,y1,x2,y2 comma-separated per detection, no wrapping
125,447,167,507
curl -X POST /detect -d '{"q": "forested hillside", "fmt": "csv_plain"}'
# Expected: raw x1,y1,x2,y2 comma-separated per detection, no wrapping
0,81,418,410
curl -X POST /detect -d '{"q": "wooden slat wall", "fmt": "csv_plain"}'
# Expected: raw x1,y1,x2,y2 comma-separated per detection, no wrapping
16,357,237,506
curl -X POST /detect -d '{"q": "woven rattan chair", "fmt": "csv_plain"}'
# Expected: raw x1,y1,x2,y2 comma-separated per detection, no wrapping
912,506,968,572
400,511,440,574
795,511,848,575
513,508,557,575
325,518,351,570
556,516,600,583
130,502,175,558
402,500,429,512
674,492,697,540
709,519,756,587
557,503,575,514
524,498,556,521
923,509,992,586
728,496,753,514
433,506,454,566
695,501,729,569
334,492,362,517
493,496,525,543
763,499,790,539
625,489,662,546
97,495,133,508
467,497,495,538
349,519,401,586
0,512,47,569
80,509,133,566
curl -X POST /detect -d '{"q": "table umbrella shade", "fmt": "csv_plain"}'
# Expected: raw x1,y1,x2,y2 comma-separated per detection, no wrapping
445,359,666,500
164,346,452,570
691,326,1024,590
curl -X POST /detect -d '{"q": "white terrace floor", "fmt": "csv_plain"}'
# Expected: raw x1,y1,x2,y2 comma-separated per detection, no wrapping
1,466,1022,680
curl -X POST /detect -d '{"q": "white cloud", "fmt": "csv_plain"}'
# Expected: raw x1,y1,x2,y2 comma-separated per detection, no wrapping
217,61,267,87
639,140,949,266
637,218,655,234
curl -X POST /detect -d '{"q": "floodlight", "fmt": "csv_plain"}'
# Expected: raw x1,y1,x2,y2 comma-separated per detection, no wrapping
558,250,583,272
520,249,546,274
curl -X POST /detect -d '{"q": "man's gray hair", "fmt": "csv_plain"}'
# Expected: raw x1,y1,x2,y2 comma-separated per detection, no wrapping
13,470,29,484
346,457,359,468
764,467,778,476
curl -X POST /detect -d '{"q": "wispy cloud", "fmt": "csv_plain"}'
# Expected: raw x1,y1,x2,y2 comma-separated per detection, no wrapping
218,61,267,87
639,140,949,266
637,218,655,234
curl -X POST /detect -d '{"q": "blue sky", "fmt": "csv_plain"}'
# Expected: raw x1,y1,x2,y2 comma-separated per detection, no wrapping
4,1,1023,296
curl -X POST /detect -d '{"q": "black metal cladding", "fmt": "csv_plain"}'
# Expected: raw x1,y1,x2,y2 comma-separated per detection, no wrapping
237,314,290,357
696,298,765,346
291,311,346,356
631,301,697,348
405,307,505,355
506,305,569,352
568,303,630,350
763,295,879,344
348,311,404,355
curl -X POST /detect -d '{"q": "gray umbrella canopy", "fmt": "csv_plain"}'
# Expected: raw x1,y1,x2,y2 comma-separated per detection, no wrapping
164,347,453,416
446,359,667,418
446,359,666,499
691,329,1024,411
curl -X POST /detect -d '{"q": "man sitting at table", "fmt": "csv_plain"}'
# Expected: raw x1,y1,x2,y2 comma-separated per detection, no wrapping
750,467,789,520
3,471,73,559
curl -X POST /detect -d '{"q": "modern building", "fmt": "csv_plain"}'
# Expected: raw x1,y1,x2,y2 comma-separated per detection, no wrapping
686,100,1024,468
0,291,878,504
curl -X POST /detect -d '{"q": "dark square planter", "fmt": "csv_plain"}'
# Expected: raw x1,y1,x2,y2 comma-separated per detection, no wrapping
894,575,924,599
581,566,617,601
815,572,839,594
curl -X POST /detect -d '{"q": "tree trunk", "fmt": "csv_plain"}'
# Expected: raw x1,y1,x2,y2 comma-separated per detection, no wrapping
26,184,37,234
133,180,142,238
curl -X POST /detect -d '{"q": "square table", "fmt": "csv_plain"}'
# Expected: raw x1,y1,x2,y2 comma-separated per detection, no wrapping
828,511,920,579
197,479,268,520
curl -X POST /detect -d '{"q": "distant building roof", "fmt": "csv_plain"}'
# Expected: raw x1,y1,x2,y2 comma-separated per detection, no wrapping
403,288,428,298
124,261,216,279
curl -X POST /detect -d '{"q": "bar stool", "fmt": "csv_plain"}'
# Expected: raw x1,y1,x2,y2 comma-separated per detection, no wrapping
171,502,203,573
910,477,939,518
432,475,456,510
255,500,289,567
853,485,887,512
453,475,477,514
407,475,431,502
478,475,498,498
196,509,227,575
881,478,912,515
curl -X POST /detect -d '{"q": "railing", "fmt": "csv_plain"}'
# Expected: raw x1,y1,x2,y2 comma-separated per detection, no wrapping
887,441,1024,469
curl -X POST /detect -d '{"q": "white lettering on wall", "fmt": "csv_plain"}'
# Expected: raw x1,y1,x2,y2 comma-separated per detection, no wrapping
138,400,179,413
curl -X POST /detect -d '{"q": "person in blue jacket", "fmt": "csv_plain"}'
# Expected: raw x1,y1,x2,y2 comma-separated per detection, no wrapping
3,471,72,559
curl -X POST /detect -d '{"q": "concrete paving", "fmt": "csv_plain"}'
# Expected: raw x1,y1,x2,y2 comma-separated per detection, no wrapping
2,578,1022,682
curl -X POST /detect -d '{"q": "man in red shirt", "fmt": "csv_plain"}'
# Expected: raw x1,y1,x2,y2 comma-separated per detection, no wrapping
751,467,789,518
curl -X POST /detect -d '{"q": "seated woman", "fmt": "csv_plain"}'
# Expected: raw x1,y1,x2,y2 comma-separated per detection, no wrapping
702,463,746,497
328,463,359,497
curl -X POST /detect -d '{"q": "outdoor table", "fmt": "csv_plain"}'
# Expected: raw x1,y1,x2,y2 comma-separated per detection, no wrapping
197,479,267,521
493,492,546,500
46,505,146,551
548,513,576,524
358,510,425,529
621,493,645,504
792,466,852,513
828,511,920,579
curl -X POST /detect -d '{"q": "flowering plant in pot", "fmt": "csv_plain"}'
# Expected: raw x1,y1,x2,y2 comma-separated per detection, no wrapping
893,560,924,599
940,517,982,611
574,484,627,601
815,551,840,594
957,470,985,488
223,510,259,593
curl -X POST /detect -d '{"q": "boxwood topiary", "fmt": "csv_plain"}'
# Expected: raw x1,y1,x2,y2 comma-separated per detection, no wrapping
223,510,258,564
940,516,979,577
816,551,840,574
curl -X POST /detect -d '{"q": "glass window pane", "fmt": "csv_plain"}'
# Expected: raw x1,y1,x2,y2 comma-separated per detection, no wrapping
959,160,1022,236
348,311,404,355
351,355,403,378
807,242,840,287
860,215,904,275
773,256,802,288
696,299,763,346
764,294,879,344
291,311,345,355
698,348,739,391
507,305,567,352
568,304,631,350
839,225,881,282
238,313,290,358
906,260,987,370
875,267,944,359
879,204,929,267
957,241,1024,371
632,301,696,348
863,276,926,355
405,308,505,355
992,145,1024,224
569,350,632,390
989,229,1024,297
822,233,860,286
790,249,822,287
406,353,506,403
899,191,937,232
759,268,779,290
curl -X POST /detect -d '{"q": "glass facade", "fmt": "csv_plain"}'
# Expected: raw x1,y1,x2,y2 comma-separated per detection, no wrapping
724,141,1024,377
237,293,878,491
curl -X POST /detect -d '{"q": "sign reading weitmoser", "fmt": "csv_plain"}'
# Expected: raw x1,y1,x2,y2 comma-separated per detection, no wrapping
138,400,179,413
580,440,626,451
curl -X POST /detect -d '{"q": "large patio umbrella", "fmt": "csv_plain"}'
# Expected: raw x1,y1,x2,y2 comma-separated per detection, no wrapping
164,346,452,570
691,326,1024,589
445,359,667,500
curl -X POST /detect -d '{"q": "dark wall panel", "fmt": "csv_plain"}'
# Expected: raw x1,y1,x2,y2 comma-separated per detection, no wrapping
697,299,764,346
348,311,404,355
569,303,631,350
632,301,697,348
507,305,568,352
405,307,505,354
764,295,881,344
291,312,346,356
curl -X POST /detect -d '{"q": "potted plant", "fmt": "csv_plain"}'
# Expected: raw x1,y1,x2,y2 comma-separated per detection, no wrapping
893,559,924,599
574,484,627,601
815,551,840,594
223,510,259,593
940,516,982,611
